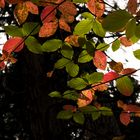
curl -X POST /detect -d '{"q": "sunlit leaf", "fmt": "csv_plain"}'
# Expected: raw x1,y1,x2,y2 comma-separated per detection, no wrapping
73,0,87,3
0,0,5,8
67,78,88,90
74,19,93,35
66,62,79,77
59,18,71,32
133,49,140,60
92,83,108,91
14,2,28,24
120,112,130,126
116,76,134,96
87,0,105,17
120,68,136,75
61,14,74,23
77,89,94,107
112,39,120,52
58,1,77,16
57,110,73,119
108,61,123,73
86,72,103,84
25,36,42,54
42,39,62,52
39,20,58,37
92,19,106,37
54,58,70,69
49,91,61,97
93,50,107,70
102,10,132,32
103,71,119,82
22,22,40,36
128,0,137,14
120,36,133,47
73,112,85,124
96,43,109,51
135,24,140,38
40,5,56,23
81,12,94,19
3,37,24,54
78,50,93,63
65,35,79,47
125,18,136,39
25,1,39,14
4,26,23,37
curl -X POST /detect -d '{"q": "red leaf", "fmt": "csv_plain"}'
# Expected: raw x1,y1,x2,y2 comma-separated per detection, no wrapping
123,104,140,113
87,0,105,17
93,50,107,70
61,15,74,23
128,0,137,14
120,68,136,75
25,1,39,15
0,0,5,8
39,19,58,37
0,62,5,70
59,18,71,32
103,71,119,82
41,5,56,23
58,1,77,16
3,37,24,54
120,37,133,47
63,105,77,112
77,90,94,108
14,2,28,24
120,112,131,126
7,0,21,4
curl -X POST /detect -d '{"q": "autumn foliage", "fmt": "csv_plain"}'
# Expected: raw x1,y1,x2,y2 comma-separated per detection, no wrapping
1,0,140,127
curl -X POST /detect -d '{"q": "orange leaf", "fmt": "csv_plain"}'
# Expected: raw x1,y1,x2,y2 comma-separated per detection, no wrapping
77,90,94,108
61,15,74,23
63,105,77,112
120,112,131,126
59,18,71,32
3,37,24,54
7,0,21,4
65,35,79,47
92,83,108,91
103,71,119,82
120,68,136,75
0,0,5,8
120,37,133,47
93,50,107,70
58,1,77,16
25,1,39,15
87,0,105,17
14,2,28,24
39,19,58,37
123,104,140,113
108,61,123,73
41,5,56,23
128,0,137,14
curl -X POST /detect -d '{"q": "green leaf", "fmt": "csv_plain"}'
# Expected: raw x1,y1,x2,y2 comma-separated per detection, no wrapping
116,76,134,96
79,105,97,113
67,78,88,90
73,0,88,3
78,50,93,63
25,36,42,54
61,44,74,60
91,111,101,121
73,19,93,35
130,35,139,43
102,10,132,32
99,107,113,116
81,12,94,19
4,26,23,37
49,91,61,97
133,49,140,59
135,24,140,38
78,37,87,47
63,90,78,100
73,112,85,124
57,110,73,119
42,39,62,52
86,72,103,84
92,19,106,37
85,41,95,55
22,22,40,36
66,62,79,77
96,43,109,51
125,18,136,39
54,58,70,69
112,39,120,52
